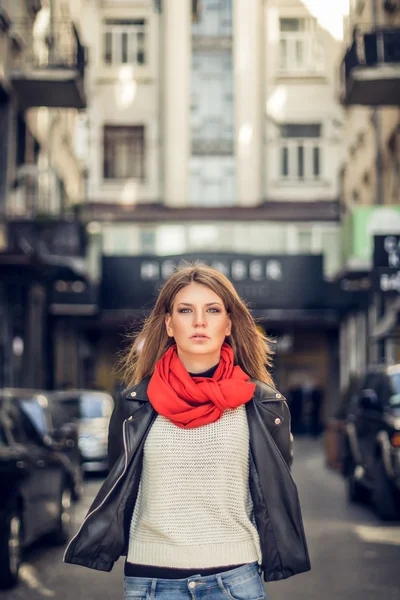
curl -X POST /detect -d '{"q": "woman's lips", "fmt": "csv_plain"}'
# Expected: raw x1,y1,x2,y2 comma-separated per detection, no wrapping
190,334,210,339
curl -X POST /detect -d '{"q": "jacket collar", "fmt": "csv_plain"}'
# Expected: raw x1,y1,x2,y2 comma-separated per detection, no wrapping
124,376,284,404
249,378,286,402
124,376,151,401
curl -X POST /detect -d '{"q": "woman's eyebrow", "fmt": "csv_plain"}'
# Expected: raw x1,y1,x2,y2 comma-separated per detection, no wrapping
176,302,223,307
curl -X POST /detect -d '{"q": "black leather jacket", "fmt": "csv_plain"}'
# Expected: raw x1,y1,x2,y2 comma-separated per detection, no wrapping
64,378,310,582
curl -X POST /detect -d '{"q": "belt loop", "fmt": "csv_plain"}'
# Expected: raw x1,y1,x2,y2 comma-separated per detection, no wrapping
149,578,157,598
216,573,225,594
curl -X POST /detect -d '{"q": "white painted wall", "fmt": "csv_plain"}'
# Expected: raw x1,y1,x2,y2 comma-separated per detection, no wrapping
264,0,345,202
80,0,345,208
81,0,161,205
78,0,344,280
163,0,191,208
234,0,263,207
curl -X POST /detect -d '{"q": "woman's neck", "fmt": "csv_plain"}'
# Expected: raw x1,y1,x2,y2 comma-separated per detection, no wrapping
188,363,219,377
177,352,220,374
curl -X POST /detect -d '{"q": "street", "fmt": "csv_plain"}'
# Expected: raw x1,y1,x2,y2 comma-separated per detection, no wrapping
1,1,400,598
1,438,399,600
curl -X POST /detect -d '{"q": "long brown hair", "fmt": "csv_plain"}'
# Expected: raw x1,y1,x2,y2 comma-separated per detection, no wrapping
119,264,274,386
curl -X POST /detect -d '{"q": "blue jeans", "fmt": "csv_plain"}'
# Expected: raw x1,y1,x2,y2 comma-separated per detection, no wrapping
124,562,267,599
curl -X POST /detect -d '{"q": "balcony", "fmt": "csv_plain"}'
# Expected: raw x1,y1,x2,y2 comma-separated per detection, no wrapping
278,33,325,76
10,19,86,109
341,26,400,106
6,218,88,258
8,165,67,219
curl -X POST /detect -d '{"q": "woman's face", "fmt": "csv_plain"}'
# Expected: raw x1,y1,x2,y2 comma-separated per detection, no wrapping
165,282,231,371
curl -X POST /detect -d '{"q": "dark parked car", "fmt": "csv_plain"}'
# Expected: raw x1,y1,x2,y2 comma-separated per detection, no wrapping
0,390,81,589
342,365,400,520
9,389,84,500
49,390,114,473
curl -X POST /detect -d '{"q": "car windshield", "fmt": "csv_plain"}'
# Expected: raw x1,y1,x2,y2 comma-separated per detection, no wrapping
61,394,112,420
19,399,48,436
389,373,400,406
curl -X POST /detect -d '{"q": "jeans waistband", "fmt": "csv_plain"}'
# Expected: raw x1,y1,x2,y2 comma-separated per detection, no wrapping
124,562,261,595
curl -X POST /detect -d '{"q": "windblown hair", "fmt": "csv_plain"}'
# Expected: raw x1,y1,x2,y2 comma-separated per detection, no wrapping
119,264,274,387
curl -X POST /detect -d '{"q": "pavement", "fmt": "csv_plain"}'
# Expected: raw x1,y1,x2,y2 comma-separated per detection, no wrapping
268,437,400,600
0,437,399,600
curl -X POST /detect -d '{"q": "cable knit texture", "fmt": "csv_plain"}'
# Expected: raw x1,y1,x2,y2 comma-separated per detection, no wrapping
127,406,262,569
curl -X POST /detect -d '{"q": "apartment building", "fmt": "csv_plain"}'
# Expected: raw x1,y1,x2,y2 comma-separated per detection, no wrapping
77,0,347,423
0,0,92,389
339,0,400,388
80,1,343,269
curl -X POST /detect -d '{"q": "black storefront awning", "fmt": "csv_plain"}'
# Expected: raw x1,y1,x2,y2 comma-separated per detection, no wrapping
0,251,98,316
0,220,98,316
100,254,366,322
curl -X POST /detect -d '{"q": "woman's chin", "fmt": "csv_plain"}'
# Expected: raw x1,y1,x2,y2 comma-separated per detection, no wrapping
188,346,214,355
180,343,218,357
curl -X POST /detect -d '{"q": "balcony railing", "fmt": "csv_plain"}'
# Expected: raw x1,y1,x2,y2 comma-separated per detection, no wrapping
341,25,400,106
8,165,67,220
11,19,86,108
278,33,325,75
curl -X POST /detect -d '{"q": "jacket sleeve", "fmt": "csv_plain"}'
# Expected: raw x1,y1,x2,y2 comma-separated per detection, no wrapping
271,399,293,469
108,390,130,471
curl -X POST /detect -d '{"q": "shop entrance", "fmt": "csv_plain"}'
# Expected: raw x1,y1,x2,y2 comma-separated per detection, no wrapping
265,327,338,436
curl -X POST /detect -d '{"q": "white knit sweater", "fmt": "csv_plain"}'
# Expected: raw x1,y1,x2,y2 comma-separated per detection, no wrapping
127,406,262,569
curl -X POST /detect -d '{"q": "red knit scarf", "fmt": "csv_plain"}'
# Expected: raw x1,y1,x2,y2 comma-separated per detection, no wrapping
147,342,256,429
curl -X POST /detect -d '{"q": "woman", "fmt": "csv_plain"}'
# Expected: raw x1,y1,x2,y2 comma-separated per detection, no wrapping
64,265,310,599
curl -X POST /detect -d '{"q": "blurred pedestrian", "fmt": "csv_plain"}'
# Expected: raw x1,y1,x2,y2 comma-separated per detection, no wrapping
64,265,310,599
287,385,304,434
309,386,324,437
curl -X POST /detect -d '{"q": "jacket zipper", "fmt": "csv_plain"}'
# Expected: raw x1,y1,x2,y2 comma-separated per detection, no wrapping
63,416,132,562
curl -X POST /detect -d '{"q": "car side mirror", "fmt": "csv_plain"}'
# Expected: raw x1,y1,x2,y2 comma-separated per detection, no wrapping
359,389,381,411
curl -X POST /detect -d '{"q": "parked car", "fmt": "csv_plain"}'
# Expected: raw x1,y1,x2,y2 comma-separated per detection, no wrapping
49,390,114,473
7,389,84,500
0,389,80,589
342,365,400,520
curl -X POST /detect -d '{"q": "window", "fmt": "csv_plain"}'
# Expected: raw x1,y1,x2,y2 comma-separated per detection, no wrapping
140,229,156,253
279,17,323,73
192,0,232,36
389,373,400,406
103,126,145,180
192,0,200,22
279,123,322,181
6,406,41,445
297,229,312,253
19,400,48,437
356,0,366,16
5,408,29,445
103,19,147,66
58,394,113,420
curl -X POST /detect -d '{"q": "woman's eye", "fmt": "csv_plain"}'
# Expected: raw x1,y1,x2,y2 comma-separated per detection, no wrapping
177,308,221,313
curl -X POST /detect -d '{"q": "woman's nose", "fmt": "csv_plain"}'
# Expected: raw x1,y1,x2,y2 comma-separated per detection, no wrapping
193,311,206,326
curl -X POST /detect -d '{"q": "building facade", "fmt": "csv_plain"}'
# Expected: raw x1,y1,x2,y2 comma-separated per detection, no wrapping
339,0,400,390
0,0,92,390
76,0,347,429
80,0,344,276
